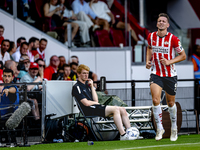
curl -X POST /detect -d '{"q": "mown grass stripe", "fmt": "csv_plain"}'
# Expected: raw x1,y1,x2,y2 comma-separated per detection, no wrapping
110,142,200,150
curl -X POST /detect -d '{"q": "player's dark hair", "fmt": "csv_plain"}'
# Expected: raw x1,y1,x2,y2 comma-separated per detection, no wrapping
158,13,169,22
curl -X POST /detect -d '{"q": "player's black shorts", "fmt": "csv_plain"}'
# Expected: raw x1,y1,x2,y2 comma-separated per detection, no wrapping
150,74,177,95
84,104,106,118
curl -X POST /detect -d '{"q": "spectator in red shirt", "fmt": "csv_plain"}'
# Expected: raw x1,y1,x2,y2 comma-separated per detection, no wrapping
27,37,39,62
44,55,60,80
32,38,47,61
0,25,5,48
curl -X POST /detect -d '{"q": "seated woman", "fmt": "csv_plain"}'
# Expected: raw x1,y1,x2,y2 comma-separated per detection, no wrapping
58,0,91,47
43,0,79,47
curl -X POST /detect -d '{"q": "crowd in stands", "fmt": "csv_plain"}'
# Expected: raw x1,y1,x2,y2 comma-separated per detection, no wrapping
0,0,148,48
0,23,99,126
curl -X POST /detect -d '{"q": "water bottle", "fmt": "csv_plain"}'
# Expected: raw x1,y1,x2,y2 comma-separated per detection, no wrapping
87,141,94,145
53,139,63,143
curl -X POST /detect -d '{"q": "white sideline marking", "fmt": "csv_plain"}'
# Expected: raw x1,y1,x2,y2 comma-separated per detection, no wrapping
108,142,200,150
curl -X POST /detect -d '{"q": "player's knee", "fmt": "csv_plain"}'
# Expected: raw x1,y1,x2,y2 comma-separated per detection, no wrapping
114,106,120,114
120,107,127,115
152,98,160,105
168,101,175,107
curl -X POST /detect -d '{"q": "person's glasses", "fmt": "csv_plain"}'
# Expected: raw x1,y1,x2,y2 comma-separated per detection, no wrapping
39,64,45,68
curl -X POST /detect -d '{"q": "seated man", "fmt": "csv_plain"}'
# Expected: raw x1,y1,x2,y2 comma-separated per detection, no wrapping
72,0,109,31
72,64,135,140
89,0,139,43
20,62,42,120
0,69,19,119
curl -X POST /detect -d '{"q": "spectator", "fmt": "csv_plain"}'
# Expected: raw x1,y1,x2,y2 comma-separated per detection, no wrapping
89,0,138,43
69,55,97,87
63,64,76,80
0,25,5,48
70,62,78,74
0,69,19,119
43,0,79,47
5,60,20,82
13,42,29,62
12,37,26,62
44,55,60,80
58,0,91,46
35,58,45,79
32,38,47,61
20,62,41,120
0,39,10,64
52,66,64,80
72,0,109,31
192,44,200,83
28,37,39,62
7,41,17,60
58,55,66,69
16,37,26,48
17,55,30,79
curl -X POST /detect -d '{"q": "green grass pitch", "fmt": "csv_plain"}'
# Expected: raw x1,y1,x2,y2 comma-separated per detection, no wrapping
1,134,200,150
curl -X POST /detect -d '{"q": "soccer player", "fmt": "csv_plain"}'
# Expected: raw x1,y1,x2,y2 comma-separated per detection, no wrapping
146,13,186,141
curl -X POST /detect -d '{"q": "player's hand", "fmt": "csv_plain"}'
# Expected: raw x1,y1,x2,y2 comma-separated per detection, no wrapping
87,79,93,87
160,57,170,65
146,61,152,69
2,89,9,97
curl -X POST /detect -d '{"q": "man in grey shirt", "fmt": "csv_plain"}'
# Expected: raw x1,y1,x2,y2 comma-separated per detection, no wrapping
20,62,42,120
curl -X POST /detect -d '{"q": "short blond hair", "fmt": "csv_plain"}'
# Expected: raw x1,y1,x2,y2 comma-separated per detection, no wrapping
77,64,90,74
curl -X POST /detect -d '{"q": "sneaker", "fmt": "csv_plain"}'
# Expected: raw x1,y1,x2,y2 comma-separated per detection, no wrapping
64,41,68,47
71,42,77,48
26,17,35,24
170,129,178,141
120,133,137,141
155,129,165,141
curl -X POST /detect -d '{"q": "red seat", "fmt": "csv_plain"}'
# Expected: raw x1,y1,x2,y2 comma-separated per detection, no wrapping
94,29,114,47
109,27,125,47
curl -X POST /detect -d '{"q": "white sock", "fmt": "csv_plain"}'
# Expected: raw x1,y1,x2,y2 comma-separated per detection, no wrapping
153,104,163,130
168,103,177,130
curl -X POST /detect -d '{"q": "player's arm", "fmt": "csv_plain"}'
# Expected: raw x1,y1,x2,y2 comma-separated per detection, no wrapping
161,50,186,66
80,98,99,106
160,38,187,65
146,45,152,69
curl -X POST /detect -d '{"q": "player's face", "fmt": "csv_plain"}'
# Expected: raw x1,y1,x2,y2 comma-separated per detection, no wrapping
79,69,89,82
3,72,13,83
157,16,169,31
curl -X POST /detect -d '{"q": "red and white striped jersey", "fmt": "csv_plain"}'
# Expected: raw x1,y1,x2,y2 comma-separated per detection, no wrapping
147,32,184,77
